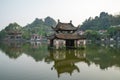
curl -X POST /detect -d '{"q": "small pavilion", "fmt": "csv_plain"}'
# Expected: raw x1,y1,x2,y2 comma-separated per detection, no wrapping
6,31,22,40
47,20,86,49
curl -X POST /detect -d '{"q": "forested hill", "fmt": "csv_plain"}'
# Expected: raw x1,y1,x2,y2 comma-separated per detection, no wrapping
80,12,120,30
0,16,57,40
21,16,57,39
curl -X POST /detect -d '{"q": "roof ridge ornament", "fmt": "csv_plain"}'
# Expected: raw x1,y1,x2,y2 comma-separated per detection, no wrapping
58,19,60,23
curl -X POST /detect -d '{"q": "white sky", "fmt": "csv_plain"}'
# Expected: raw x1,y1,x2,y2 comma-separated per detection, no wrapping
0,0,120,31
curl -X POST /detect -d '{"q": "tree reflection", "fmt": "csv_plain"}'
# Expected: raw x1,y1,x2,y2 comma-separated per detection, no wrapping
86,43,120,70
0,41,23,59
0,41,48,61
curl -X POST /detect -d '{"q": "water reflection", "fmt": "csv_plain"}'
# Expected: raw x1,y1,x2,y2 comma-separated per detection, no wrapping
0,41,23,59
0,41,48,61
86,43,120,70
45,49,90,77
0,41,120,78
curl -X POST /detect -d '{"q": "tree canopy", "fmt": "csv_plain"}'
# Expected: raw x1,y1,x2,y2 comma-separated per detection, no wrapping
80,12,120,30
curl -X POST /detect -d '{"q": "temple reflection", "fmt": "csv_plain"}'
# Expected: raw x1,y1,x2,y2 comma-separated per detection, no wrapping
30,41,42,49
45,49,90,78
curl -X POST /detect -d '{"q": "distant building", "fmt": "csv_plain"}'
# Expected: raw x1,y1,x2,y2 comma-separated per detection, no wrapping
30,41,41,48
5,23,22,41
47,20,86,49
31,34,42,41
98,30,107,35
6,31,22,40
78,30,85,35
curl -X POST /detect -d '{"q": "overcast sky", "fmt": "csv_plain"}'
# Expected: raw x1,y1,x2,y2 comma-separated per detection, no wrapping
0,0,120,31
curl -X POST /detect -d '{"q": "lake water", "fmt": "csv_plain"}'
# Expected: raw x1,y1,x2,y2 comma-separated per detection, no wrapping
0,41,120,80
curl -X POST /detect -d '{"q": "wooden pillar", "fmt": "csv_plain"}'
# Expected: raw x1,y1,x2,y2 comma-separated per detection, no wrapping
72,40,75,47
75,40,78,48
50,39,54,47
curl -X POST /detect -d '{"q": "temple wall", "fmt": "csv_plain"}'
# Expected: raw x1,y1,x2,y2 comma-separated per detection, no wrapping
48,39,86,49
77,40,86,46
54,39,65,49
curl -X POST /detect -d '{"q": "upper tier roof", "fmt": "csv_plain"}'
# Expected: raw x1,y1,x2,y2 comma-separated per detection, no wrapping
52,21,78,31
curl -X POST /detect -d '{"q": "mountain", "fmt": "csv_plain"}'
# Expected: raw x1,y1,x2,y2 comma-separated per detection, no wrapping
22,17,56,39
44,16,57,27
80,12,120,30
5,22,22,32
0,22,22,40
0,16,57,40
25,18,44,28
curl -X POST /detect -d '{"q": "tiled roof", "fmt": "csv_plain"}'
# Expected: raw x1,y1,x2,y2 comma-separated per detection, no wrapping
55,33,85,40
47,34,55,39
53,22,77,31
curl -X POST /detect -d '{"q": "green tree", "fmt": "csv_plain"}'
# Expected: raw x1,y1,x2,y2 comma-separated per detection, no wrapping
107,26,120,39
80,12,120,30
85,30,100,41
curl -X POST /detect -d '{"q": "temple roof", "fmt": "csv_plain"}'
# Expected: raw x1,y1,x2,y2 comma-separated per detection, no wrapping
53,21,78,31
55,33,85,40
47,34,55,40
47,20,85,40
47,33,85,40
